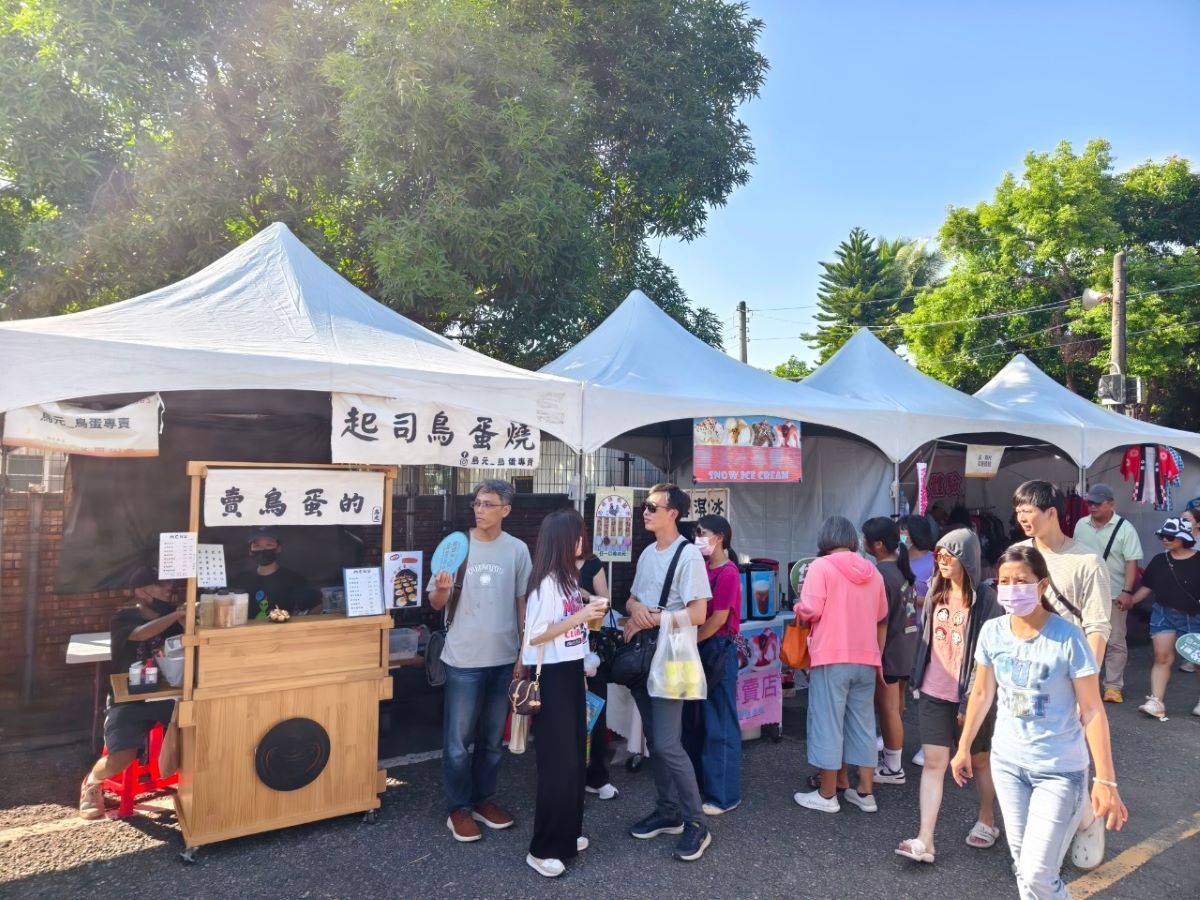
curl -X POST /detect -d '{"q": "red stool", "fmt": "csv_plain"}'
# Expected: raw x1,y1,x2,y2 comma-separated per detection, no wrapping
101,723,179,818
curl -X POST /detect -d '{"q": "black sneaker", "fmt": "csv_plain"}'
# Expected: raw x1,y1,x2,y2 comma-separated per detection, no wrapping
673,821,712,861
630,812,684,839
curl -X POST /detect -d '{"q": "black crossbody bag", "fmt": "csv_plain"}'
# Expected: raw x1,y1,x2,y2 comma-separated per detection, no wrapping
610,542,688,690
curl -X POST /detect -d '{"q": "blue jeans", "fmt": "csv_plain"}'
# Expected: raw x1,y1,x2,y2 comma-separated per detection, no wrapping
684,637,742,809
442,662,511,812
992,756,1087,900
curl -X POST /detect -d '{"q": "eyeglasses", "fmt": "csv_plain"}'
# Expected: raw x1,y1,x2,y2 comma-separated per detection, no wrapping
471,500,506,510
643,500,670,515
935,549,959,564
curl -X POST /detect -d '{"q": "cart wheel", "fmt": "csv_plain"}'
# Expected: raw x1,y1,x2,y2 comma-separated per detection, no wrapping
179,846,201,865
362,810,378,825
625,754,645,772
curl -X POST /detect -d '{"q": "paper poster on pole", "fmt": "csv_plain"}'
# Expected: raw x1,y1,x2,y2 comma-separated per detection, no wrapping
159,532,198,580
692,416,802,483
196,544,228,588
965,445,1006,478
331,394,540,469
343,567,385,617
384,551,424,609
593,487,634,562
203,468,385,527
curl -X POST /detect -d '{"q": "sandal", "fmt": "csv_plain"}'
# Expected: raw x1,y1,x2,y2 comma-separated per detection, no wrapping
965,821,1001,849
895,837,935,864
1069,814,1105,870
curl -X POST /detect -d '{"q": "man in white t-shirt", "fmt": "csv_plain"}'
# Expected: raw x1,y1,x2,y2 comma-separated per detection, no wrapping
430,479,531,844
623,483,713,862
1072,483,1142,704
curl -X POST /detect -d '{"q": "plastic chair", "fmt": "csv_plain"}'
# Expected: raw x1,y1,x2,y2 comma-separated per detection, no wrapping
101,722,179,817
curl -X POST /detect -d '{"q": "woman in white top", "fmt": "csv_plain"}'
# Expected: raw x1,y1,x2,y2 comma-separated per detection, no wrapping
523,508,608,878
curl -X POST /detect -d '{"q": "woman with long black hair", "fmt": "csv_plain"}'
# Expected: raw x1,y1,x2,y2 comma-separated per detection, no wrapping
862,517,918,787
683,513,743,816
522,508,609,877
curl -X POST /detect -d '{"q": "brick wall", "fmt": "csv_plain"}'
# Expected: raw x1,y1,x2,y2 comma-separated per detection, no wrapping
0,492,126,714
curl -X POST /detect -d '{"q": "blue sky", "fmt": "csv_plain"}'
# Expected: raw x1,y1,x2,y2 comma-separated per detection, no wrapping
657,0,1200,370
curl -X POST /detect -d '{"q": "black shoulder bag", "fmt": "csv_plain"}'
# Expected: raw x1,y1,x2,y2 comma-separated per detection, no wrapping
1102,517,1125,561
425,543,470,688
610,541,688,690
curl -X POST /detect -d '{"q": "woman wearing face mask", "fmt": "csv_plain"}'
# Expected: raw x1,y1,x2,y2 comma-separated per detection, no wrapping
682,514,743,816
897,529,1001,864
953,544,1127,900
862,517,918,788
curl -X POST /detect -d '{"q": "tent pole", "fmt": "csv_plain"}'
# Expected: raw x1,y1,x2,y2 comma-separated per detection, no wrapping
574,449,586,515
1078,465,1087,495
893,459,901,518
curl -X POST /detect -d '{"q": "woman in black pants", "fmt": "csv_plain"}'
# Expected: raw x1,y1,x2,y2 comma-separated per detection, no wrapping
579,550,619,799
523,509,608,877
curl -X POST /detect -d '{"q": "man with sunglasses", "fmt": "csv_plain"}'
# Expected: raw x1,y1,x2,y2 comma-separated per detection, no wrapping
1072,484,1142,704
623,483,714,862
430,479,532,843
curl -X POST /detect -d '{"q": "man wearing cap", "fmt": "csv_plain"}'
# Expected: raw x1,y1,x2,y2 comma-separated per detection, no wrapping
79,567,185,819
235,526,320,618
1073,484,1143,704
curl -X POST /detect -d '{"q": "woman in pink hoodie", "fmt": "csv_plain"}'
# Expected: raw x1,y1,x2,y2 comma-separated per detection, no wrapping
793,516,889,815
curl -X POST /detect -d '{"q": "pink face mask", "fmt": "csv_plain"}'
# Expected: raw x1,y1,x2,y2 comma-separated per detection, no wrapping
997,582,1041,616
694,536,715,557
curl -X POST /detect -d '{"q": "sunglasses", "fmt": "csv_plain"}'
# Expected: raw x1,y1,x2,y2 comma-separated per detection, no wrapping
642,500,671,515
935,549,959,564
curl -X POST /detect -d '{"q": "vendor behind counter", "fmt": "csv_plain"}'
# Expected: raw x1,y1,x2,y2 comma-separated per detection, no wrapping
232,526,322,618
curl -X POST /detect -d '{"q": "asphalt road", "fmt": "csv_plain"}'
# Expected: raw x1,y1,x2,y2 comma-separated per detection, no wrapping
1,651,1197,900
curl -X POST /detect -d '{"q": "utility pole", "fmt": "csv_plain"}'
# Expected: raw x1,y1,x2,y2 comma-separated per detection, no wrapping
1111,251,1127,414
737,300,748,363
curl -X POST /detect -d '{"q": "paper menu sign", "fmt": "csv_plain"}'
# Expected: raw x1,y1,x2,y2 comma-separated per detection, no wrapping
159,532,198,579
965,444,1006,478
195,544,228,588
383,551,424,609
343,567,385,617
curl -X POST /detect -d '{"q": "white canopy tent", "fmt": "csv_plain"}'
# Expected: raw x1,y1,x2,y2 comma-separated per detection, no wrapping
974,353,1200,468
541,291,902,560
0,223,583,446
800,329,1082,463
540,290,896,455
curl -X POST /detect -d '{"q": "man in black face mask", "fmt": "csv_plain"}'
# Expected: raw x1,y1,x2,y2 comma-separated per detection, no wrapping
236,526,320,618
79,566,184,819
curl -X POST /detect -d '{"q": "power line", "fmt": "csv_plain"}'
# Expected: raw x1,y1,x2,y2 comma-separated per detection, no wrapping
942,317,1200,367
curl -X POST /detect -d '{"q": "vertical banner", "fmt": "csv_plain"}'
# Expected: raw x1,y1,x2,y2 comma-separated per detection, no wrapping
692,416,801,483
737,618,785,729
965,445,1006,478
593,487,634,562
916,461,929,515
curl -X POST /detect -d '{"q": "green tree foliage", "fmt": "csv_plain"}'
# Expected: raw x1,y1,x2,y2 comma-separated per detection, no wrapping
901,139,1200,426
804,227,938,362
772,356,812,381
0,0,764,367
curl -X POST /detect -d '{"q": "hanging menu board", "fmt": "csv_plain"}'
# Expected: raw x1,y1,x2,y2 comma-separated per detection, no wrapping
593,487,634,563
343,567,385,617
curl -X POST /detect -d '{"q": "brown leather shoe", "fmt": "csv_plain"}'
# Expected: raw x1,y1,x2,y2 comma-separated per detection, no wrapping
471,799,514,830
446,807,482,842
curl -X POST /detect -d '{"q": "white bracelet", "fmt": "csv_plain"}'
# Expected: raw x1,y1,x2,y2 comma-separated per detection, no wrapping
1094,777,1118,788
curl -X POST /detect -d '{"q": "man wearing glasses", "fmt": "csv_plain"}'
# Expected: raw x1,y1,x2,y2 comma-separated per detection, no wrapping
430,479,532,843
1072,484,1143,704
623,483,714,862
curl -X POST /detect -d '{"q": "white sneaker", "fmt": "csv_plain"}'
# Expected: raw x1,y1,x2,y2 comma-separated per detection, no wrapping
842,788,878,813
702,801,740,816
526,854,565,877
793,789,840,813
874,763,906,785
576,836,589,852
585,783,618,800
1191,698,1200,717
912,748,925,767
1180,661,1196,673
1138,695,1167,719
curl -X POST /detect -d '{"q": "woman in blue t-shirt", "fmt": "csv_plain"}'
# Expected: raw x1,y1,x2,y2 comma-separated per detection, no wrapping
952,545,1128,900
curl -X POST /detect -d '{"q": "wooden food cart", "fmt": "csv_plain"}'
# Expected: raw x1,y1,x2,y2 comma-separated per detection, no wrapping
174,462,395,853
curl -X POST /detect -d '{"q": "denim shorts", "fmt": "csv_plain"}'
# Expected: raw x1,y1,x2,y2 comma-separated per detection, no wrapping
1149,603,1200,637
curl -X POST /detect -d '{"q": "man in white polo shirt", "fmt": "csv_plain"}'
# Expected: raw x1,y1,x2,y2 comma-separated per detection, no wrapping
1072,484,1142,704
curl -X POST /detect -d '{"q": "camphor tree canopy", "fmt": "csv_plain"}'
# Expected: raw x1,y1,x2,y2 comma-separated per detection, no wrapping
0,0,766,367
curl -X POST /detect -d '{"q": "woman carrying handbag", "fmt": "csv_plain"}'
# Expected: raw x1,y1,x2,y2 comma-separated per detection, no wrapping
522,509,608,878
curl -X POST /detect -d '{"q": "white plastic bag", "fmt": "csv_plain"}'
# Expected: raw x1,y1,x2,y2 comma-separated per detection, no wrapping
647,611,707,700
